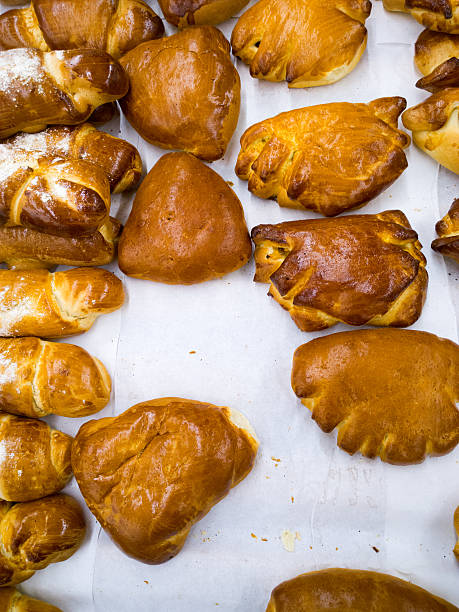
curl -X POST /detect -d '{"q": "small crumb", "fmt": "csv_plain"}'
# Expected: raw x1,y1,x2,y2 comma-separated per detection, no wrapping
372,546,380,553
265,476,270,479
144,581,149,585
271,457,281,463
261,538,268,542
189,350,196,354
251,533,257,539
309,546,313,550
281,529,301,552
201,530,207,536
291,496,294,503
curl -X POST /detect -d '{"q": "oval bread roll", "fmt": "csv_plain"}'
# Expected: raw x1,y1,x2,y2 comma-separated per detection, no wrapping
158,0,249,27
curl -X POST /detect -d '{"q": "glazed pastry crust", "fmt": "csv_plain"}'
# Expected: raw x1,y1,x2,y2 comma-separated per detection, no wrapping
415,30,459,91
236,97,409,216
383,0,459,33
158,0,249,27
119,152,251,284
432,199,459,262
0,587,62,612
252,210,427,331
72,397,258,564
231,0,371,88
120,26,240,162
266,568,459,611
291,329,459,465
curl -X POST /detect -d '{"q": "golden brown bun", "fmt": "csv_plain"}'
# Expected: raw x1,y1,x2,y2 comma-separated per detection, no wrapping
119,152,251,284
0,588,62,612
454,506,459,559
402,88,459,174
0,494,85,586
158,0,249,27
0,217,121,270
252,211,427,331
292,329,459,465
266,568,459,611
0,0,164,59
414,30,459,91
0,337,111,418
0,48,129,140
120,27,240,162
0,267,124,338
236,97,409,216
383,0,459,33
72,397,258,564
432,199,459,262
231,0,371,88
0,413,72,502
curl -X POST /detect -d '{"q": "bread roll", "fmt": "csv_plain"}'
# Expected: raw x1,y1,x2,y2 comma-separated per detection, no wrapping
0,267,124,338
158,0,249,27
252,211,427,331
292,329,459,465
0,413,72,502
120,26,240,162
383,0,459,33
0,588,62,612
0,494,85,586
432,199,459,262
231,0,371,88
414,30,459,91
0,217,121,270
266,568,459,611
119,152,251,284
0,0,164,59
72,397,258,563
0,48,128,139
0,337,111,418
402,88,459,174
236,97,409,216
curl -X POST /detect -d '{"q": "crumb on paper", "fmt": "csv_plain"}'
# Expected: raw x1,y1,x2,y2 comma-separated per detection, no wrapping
265,475,270,479
309,546,313,550
281,529,301,552
271,457,281,463
291,496,294,503
372,546,380,553
189,350,196,354
336,547,339,551
261,538,268,542
251,533,257,539
144,581,149,585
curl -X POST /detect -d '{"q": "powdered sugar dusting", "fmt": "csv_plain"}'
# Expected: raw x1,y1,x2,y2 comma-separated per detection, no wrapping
0,48,46,101
0,283,42,336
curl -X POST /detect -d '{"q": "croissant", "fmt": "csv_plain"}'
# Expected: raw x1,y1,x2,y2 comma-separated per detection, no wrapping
231,0,371,88
266,568,459,611
0,217,122,270
0,588,62,611
0,267,125,338
432,198,459,262
1,125,142,194
0,413,72,502
415,30,459,91
0,48,128,139
292,329,459,464
402,88,459,174
72,397,258,563
0,337,111,418
383,0,459,33
158,0,249,27
236,97,410,216
0,0,164,59
252,211,427,331
0,494,85,586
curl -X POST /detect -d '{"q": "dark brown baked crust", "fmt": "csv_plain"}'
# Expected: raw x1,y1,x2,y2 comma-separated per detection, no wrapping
432,198,459,262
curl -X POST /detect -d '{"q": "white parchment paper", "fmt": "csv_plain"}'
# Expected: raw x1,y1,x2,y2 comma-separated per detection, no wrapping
9,1,459,610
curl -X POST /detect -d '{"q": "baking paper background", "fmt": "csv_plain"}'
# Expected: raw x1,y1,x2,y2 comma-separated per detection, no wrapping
8,1,459,610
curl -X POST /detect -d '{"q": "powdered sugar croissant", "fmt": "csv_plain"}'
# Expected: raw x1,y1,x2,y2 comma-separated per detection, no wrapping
236,97,410,216
231,0,371,87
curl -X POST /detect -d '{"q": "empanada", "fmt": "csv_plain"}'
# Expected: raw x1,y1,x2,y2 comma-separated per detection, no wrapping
252,211,427,331
402,88,459,174
236,97,410,216
432,198,459,262
292,329,459,465
158,0,249,27
231,0,371,87
383,0,459,33
415,30,459,91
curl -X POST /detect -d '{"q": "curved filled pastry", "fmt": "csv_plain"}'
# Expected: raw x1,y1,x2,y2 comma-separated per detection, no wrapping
0,588,62,611
292,329,459,465
252,210,427,331
415,29,459,91
266,568,459,611
432,199,459,262
236,97,410,216
231,0,371,88
72,397,258,563
158,0,249,27
383,0,459,33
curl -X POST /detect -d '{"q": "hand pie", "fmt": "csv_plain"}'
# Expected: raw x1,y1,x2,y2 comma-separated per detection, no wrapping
158,0,249,27
119,152,251,284
266,568,459,611
72,397,258,563
415,29,459,91
402,88,459,174
252,211,427,331
432,199,459,262
383,0,459,33
231,0,371,88
236,97,410,216
120,27,240,161
292,329,459,465
0,588,62,612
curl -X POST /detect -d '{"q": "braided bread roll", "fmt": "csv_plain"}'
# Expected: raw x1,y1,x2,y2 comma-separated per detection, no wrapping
0,0,164,59
0,494,85,586
0,413,72,502
0,588,62,612
0,267,124,338
0,338,111,418
0,48,128,139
